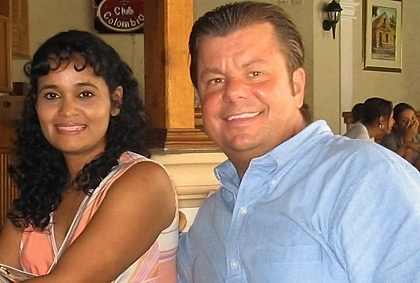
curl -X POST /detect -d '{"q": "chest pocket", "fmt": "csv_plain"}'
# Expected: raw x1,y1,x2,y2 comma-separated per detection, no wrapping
249,245,324,282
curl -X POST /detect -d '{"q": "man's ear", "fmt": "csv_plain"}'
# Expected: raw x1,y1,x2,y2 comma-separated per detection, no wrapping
292,67,306,108
111,86,123,116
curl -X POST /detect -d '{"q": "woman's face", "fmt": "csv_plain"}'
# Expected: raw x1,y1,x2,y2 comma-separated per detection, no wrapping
36,59,122,163
396,109,417,131
384,114,395,134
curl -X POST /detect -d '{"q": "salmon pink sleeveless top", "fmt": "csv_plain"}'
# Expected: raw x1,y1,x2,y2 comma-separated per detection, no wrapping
19,152,178,282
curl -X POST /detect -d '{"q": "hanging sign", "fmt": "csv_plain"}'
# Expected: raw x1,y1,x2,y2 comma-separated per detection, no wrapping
94,0,144,33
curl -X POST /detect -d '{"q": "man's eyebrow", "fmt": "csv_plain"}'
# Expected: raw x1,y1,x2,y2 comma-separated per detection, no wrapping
199,67,222,79
200,60,267,75
242,59,267,68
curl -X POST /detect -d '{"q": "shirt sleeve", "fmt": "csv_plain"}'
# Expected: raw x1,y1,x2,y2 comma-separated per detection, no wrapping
330,160,420,282
176,232,193,283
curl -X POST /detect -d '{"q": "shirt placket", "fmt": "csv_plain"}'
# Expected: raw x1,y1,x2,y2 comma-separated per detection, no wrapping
225,175,262,283
225,198,248,282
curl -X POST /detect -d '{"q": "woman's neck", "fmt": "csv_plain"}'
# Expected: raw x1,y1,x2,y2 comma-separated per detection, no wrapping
365,123,382,140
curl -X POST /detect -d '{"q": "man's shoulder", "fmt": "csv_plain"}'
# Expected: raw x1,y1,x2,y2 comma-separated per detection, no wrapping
311,132,415,172
196,189,223,213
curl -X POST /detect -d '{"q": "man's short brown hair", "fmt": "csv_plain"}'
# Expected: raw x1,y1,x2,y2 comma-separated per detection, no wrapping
189,1,310,122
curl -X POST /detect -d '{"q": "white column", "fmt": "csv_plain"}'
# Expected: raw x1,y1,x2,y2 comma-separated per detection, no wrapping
339,0,360,134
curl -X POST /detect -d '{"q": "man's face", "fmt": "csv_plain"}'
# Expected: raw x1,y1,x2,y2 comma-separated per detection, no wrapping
196,22,306,164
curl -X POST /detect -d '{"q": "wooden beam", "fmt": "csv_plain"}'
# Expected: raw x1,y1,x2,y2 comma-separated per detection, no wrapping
143,0,218,150
144,0,194,129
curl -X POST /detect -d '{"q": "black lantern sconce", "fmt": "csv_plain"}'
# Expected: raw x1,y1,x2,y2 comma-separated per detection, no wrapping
322,0,343,39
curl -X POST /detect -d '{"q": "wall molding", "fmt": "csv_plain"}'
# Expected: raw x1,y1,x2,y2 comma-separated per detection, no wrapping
339,0,360,134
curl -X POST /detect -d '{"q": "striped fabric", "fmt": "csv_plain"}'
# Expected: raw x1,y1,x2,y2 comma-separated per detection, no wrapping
19,152,178,282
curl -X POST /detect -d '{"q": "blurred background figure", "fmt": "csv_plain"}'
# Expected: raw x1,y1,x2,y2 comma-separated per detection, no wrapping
345,97,394,142
351,102,364,123
381,103,420,170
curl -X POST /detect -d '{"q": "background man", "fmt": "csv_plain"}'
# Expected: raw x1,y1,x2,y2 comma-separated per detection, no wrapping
177,1,420,282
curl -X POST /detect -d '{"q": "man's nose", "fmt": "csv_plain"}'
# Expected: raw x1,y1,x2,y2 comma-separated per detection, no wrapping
223,78,249,103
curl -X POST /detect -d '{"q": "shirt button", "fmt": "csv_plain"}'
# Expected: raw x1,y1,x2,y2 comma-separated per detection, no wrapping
270,179,278,186
240,207,248,215
230,260,239,269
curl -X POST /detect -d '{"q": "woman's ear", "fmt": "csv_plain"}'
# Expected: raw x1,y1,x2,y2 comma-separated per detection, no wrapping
110,86,123,116
379,116,384,123
378,116,386,129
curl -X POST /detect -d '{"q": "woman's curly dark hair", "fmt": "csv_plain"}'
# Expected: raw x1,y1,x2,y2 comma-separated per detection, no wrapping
8,30,149,230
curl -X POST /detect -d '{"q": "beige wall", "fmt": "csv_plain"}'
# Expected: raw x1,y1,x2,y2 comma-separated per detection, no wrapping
11,0,420,134
353,1,420,111
12,0,145,95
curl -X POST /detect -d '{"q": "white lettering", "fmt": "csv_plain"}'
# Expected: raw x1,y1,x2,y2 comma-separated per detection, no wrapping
99,7,144,31
114,7,121,15
127,6,134,15
130,19,137,26
104,11,112,19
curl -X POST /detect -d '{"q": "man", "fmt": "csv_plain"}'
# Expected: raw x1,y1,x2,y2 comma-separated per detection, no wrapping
177,2,420,282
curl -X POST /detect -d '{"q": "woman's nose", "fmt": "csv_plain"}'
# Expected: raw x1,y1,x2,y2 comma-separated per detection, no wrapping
58,97,79,117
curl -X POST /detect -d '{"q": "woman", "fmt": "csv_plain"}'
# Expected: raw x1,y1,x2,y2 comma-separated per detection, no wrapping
345,97,394,142
0,30,177,282
381,103,420,170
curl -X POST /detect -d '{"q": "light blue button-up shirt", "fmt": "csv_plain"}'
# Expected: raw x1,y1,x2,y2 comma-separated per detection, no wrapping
177,121,420,283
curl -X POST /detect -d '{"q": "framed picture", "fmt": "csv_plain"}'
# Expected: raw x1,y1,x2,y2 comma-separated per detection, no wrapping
363,0,402,72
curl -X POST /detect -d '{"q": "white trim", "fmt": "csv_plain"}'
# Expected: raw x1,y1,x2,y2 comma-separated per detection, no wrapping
339,0,360,134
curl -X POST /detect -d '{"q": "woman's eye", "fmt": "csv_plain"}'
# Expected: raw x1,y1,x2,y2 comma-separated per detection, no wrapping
78,91,93,98
44,92,60,100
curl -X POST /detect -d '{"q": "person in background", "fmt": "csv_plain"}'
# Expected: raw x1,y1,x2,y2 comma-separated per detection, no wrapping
350,102,364,123
176,2,420,282
344,97,394,141
381,102,420,170
0,30,178,282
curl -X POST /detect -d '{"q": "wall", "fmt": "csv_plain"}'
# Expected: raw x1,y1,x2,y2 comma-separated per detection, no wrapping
11,0,420,132
12,0,145,96
352,0,420,113
11,0,317,130
8,0,420,230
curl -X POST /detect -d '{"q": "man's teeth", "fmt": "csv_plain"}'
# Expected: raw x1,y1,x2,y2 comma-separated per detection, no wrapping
227,112,259,121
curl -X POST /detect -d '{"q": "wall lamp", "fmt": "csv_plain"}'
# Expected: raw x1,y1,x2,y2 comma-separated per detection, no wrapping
322,0,343,39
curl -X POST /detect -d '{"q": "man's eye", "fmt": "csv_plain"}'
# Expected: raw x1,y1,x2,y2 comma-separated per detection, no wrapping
78,91,93,98
209,78,223,85
250,71,261,77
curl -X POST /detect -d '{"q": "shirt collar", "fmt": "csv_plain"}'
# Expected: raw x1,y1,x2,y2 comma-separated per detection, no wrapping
214,120,333,191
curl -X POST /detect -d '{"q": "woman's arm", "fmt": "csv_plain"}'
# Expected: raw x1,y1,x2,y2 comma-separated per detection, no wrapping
27,161,176,283
0,217,23,269
397,142,420,164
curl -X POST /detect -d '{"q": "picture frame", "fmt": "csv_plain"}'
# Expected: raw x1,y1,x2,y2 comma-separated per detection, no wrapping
363,0,402,72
